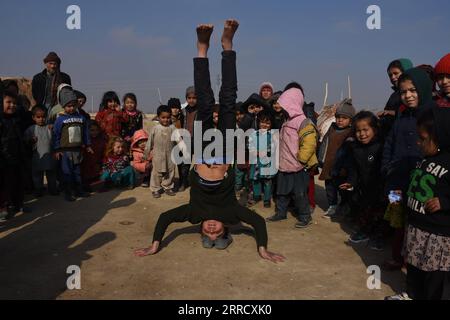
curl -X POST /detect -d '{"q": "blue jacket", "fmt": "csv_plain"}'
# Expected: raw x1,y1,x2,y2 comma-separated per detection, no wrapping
52,112,90,151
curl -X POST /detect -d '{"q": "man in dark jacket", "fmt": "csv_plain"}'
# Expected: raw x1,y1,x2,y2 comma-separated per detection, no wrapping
32,52,71,111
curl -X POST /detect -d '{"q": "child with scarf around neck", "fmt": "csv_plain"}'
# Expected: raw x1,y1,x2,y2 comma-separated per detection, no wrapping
121,93,143,142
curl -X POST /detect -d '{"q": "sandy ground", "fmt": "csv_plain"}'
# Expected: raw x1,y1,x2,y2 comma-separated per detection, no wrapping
0,180,405,300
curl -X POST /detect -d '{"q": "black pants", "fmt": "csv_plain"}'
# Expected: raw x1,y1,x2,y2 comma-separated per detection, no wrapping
0,166,24,209
194,50,237,162
407,264,450,300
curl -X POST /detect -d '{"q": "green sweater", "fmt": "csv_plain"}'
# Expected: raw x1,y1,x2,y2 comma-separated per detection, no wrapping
152,166,268,248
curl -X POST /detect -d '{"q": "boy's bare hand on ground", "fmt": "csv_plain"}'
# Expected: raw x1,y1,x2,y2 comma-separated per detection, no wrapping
134,241,160,257
258,247,286,263
222,19,239,51
425,198,441,213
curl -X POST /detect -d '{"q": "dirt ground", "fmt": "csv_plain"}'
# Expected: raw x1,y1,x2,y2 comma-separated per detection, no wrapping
0,180,405,300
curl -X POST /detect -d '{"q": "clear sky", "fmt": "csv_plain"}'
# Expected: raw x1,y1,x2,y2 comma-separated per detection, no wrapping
1,0,449,113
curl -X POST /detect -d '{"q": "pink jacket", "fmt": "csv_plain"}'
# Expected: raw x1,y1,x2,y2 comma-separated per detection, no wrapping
131,129,151,173
278,88,306,173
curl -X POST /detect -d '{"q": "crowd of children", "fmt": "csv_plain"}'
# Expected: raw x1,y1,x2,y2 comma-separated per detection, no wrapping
1,48,450,299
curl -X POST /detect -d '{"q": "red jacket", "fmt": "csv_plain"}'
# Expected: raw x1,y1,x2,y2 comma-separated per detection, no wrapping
95,108,125,138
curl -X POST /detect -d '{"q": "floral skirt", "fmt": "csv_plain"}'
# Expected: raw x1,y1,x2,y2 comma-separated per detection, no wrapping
405,225,450,272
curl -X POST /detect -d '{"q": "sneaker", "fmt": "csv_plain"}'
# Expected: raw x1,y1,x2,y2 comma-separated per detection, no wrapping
214,233,233,250
152,191,162,199
165,189,176,196
384,292,412,300
369,237,384,251
201,235,214,249
295,219,313,229
141,182,150,188
178,185,186,192
264,201,271,208
323,205,337,219
348,231,369,244
266,214,287,222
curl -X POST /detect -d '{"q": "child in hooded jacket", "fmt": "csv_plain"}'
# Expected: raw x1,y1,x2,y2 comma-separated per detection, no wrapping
382,67,437,269
131,129,152,188
266,87,318,228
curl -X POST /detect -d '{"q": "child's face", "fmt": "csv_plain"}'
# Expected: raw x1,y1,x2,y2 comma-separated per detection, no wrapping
236,111,244,123
186,94,197,107
400,79,419,108
3,96,17,114
33,110,46,126
272,101,282,113
336,115,351,129
248,104,262,114
436,74,450,96
388,67,402,87
171,107,180,116
64,101,77,114
259,119,272,131
107,99,116,110
159,112,171,127
113,142,125,156
355,119,375,145
90,125,100,138
124,98,136,112
417,126,439,157
260,87,273,100
138,139,147,150
78,98,86,109
213,112,219,125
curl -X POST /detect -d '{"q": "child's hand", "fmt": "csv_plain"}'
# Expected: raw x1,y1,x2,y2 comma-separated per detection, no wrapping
425,198,441,213
86,147,94,154
339,183,353,190
54,152,63,160
134,241,160,257
31,136,38,144
258,247,286,263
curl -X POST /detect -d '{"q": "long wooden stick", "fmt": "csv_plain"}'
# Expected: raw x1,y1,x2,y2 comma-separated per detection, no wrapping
348,75,352,99
323,82,328,107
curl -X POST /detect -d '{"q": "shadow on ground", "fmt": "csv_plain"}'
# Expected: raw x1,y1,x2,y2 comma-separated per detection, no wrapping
0,190,136,299
314,182,405,294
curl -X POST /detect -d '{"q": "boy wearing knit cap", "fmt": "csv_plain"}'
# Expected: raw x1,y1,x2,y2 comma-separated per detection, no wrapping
434,53,450,108
52,86,93,201
318,98,355,218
